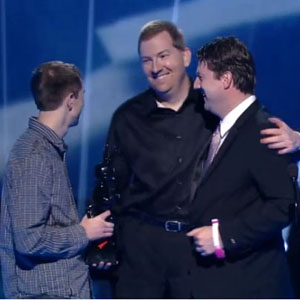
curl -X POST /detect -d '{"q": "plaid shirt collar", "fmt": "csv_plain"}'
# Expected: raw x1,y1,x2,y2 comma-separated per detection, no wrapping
29,117,67,155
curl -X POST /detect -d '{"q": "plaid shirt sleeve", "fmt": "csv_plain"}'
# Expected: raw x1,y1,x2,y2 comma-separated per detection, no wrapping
5,153,88,259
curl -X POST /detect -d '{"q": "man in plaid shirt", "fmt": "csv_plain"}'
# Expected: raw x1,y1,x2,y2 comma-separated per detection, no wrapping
0,61,114,299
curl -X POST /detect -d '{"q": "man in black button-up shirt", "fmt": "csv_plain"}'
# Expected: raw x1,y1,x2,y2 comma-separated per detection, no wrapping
102,21,300,298
103,21,213,298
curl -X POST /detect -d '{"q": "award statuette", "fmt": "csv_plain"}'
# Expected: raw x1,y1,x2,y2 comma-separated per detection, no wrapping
85,145,119,266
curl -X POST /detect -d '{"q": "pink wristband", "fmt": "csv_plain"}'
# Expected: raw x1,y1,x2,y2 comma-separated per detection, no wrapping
211,219,226,259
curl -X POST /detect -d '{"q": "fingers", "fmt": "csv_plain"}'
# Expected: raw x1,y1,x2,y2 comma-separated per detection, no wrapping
98,210,111,220
92,261,104,268
195,246,209,256
260,138,293,154
264,141,288,150
94,211,114,227
187,226,215,256
102,227,114,236
260,122,294,154
92,215,114,229
268,117,284,128
187,228,204,252
277,148,291,155
81,211,115,240
103,221,114,228
260,136,280,146
260,128,281,139
92,261,113,270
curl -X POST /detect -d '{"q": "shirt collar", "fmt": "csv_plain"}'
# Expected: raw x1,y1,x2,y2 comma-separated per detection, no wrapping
29,117,67,154
144,79,199,115
220,95,256,137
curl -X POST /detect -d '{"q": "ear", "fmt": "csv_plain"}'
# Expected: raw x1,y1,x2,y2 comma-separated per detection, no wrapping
221,71,233,89
65,92,75,111
183,47,192,67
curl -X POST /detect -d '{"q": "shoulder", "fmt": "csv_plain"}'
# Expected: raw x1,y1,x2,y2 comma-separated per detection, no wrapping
6,130,54,174
239,101,274,134
115,89,152,114
253,105,274,130
242,104,292,161
110,89,153,123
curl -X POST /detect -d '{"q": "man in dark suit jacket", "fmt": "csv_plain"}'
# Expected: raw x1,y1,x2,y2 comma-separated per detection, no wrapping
187,37,295,298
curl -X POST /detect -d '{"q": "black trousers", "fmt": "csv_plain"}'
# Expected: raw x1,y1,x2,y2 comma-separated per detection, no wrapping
115,217,198,299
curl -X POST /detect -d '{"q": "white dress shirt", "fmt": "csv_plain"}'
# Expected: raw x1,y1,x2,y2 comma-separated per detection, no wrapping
218,95,256,148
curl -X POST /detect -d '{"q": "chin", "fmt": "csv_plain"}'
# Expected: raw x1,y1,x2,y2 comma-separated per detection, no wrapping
204,101,210,112
70,118,79,127
153,86,172,96
151,82,170,91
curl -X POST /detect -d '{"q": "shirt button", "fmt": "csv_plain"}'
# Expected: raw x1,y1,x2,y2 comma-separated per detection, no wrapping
176,135,182,140
230,238,236,244
176,180,182,185
178,157,183,164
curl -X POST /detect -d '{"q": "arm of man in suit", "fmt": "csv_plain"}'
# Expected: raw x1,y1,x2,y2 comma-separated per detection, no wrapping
218,138,294,257
188,121,296,258
260,117,300,154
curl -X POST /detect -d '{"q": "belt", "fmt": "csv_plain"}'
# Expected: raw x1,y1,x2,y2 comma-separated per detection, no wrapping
126,211,191,233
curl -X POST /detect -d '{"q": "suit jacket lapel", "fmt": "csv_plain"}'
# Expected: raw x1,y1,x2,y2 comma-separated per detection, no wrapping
200,100,263,185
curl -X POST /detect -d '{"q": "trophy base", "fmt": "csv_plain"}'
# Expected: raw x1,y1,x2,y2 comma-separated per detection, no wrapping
85,240,119,266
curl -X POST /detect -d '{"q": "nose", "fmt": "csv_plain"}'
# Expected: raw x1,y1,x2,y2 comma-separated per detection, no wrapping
151,58,162,74
193,77,201,89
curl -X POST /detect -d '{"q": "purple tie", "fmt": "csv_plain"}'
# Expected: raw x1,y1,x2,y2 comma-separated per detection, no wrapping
204,125,221,171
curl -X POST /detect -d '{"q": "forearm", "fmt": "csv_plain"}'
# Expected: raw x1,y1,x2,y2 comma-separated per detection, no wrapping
14,223,89,259
7,157,89,259
220,143,294,256
219,200,291,257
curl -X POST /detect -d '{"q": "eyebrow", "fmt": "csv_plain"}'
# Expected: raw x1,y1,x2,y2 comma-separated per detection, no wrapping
157,49,170,55
140,49,170,59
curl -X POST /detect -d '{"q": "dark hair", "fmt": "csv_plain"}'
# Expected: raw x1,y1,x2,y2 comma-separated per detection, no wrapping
31,61,82,111
197,37,256,94
138,20,186,54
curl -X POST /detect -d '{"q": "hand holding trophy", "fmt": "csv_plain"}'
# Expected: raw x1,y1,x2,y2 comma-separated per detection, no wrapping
85,144,120,267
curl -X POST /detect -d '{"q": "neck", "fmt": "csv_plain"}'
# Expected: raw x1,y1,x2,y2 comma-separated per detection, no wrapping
156,74,190,111
218,92,252,119
38,111,69,138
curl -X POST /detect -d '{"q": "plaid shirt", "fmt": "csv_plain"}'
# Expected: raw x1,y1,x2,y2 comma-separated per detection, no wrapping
0,117,91,299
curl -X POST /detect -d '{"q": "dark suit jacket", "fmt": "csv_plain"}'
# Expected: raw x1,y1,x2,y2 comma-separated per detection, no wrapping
190,101,294,299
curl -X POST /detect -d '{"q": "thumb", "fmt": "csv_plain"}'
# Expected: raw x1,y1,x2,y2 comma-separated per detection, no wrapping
186,228,199,237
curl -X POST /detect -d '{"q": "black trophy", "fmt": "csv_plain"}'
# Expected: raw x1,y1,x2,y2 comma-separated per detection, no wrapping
85,144,119,266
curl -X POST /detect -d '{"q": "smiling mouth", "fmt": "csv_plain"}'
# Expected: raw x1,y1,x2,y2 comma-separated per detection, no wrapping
152,72,169,80
199,88,207,99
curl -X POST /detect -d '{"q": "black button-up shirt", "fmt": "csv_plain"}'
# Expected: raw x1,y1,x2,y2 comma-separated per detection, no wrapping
105,86,217,220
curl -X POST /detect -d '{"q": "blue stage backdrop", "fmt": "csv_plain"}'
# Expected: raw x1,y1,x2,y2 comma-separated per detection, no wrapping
0,0,300,298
